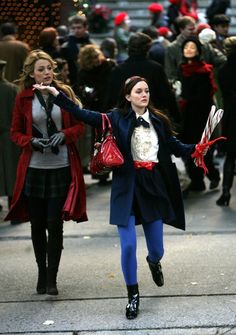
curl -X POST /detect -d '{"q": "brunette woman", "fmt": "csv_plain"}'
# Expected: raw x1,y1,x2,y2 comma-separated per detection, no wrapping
5,50,87,295
34,76,199,319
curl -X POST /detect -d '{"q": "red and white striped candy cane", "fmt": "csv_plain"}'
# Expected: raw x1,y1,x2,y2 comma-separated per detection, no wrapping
191,105,226,174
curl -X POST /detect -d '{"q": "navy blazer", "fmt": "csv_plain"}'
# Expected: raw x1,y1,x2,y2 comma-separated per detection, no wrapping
55,92,195,230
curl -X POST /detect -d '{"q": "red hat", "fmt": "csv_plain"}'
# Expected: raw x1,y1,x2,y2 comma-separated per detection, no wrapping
114,12,129,26
168,0,180,4
158,26,170,37
196,22,211,34
148,3,163,13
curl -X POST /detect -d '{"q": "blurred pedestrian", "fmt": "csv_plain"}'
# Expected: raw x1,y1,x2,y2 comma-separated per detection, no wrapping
113,12,132,63
100,37,118,62
210,14,231,52
206,0,231,24
216,36,236,206
77,44,117,183
38,27,61,59
142,26,168,66
56,25,69,46
0,22,30,82
55,58,70,85
178,36,220,192
105,32,181,124
33,75,201,320
61,15,93,93
0,60,20,223
5,50,87,296
165,16,226,82
147,3,168,28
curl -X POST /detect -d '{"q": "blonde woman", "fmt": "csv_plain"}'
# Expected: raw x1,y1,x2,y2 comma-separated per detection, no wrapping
5,50,87,295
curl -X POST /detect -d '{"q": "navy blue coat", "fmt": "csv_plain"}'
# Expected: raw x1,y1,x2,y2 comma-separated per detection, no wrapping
55,92,194,231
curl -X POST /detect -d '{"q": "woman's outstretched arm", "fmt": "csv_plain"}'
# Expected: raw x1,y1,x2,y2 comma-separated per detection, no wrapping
33,84,102,128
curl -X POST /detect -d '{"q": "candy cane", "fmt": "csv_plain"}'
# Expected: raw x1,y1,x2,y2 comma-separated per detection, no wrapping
200,105,224,145
191,105,226,174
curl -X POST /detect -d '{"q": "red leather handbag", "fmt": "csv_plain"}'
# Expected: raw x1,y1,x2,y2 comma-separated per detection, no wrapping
89,113,124,175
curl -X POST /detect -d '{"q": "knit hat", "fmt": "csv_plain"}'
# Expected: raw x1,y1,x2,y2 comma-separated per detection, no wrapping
114,12,129,26
158,26,171,37
148,3,163,13
196,22,211,34
198,28,216,44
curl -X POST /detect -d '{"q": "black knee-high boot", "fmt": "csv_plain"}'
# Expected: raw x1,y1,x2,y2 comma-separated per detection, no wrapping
126,284,139,319
30,219,47,294
217,155,235,206
47,219,63,295
146,256,164,287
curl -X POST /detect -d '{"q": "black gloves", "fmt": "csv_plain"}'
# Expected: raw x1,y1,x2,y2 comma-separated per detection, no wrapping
31,138,50,153
31,132,65,153
49,132,65,147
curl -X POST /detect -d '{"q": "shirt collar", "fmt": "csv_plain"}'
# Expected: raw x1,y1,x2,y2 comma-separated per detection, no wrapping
135,109,150,122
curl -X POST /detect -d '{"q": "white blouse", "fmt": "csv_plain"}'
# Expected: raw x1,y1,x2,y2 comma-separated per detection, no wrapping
131,110,159,162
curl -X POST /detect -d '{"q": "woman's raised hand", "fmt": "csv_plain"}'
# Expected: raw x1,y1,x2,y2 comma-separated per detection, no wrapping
33,83,59,97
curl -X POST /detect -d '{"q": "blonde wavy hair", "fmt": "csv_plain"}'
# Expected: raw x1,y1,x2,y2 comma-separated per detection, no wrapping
16,49,81,105
78,45,106,71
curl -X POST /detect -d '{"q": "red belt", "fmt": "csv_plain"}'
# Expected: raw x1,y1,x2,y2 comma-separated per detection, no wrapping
134,161,157,170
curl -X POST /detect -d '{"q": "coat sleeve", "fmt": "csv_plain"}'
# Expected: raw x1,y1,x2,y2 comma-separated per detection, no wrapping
167,134,195,158
10,94,32,148
54,92,103,128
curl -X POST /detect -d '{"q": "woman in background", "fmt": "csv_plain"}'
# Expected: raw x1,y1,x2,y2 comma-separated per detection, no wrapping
5,50,87,296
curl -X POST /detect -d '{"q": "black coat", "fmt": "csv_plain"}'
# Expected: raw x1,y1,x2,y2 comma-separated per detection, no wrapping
218,55,236,154
179,64,214,143
104,55,181,123
77,59,116,111
54,92,195,230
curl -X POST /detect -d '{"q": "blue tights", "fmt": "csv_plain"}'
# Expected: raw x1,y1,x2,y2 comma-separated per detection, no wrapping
117,216,164,285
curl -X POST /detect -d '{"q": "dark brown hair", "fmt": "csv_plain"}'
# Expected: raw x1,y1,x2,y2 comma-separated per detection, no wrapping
117,76,175,135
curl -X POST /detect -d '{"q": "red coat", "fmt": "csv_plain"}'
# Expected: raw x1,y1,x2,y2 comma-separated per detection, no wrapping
5,88,88,223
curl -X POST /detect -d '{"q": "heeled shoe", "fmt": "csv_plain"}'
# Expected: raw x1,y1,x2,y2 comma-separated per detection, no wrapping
126,293,139,319
126,284,139,319
146,256,164,287
216,192,231,206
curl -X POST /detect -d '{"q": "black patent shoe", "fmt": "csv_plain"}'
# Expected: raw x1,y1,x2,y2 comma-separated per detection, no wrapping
126,293,139,319
216,191,231,206
36,270,46,294
146,256,164,287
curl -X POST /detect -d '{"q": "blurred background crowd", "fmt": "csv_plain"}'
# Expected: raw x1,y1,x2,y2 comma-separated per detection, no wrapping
0,0,236,222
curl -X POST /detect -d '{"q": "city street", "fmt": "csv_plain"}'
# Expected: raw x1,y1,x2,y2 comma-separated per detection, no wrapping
0,165,236,335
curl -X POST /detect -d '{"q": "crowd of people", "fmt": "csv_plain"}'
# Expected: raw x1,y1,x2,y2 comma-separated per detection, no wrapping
0,0,235,320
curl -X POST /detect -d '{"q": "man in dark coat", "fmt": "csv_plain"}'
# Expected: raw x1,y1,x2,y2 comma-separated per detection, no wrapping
0,60,21,222
104,32,181,124
60,15,93,94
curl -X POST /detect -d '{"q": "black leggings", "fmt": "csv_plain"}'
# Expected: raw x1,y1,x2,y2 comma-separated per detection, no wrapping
28,197,66,272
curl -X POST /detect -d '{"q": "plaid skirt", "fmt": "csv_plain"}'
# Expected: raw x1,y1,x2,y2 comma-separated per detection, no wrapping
24,167,71,199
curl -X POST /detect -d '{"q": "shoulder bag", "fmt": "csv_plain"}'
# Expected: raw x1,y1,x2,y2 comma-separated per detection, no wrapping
89,113,124,175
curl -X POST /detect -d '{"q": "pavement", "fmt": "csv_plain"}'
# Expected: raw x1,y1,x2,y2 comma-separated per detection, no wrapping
0,160,236,335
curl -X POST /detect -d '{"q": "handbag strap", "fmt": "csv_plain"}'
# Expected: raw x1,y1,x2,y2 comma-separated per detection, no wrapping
94,114,112,140
101,113,112,133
